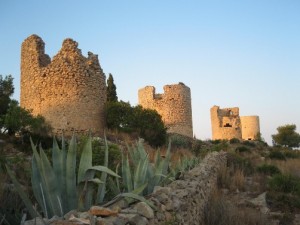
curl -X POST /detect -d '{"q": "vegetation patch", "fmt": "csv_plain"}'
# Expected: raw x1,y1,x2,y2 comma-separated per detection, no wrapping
256,164,281,176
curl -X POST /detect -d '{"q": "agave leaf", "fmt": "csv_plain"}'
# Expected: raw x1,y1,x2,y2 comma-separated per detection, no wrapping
86,165,120,178
161,141,171,175
124,183,148,205
31,155,47,217
115,163,120,192
66,134,77,211
60,135,67,209
52,137,64,206
39,147,62,217
97,136,109,204
122,154,133,192
154,149,161,168
6,165,38,218
131,182,148,195
137,139,147,160
107,177,120,197
30,139,51,217
78,136,92,183
133,157,148,190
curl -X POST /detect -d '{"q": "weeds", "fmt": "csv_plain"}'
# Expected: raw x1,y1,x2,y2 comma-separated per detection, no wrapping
269,151,286,160
204,190,267,225
257,164,281,176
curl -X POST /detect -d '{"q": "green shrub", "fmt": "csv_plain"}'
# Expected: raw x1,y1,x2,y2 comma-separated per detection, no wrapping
78,136,121,171
169,133,192,149
242,140,256,147
257,164,281,176
235,146,250,153
269,151,286,160
268,174,300,195
266,191,300,211
229,138,240,144
227,153,254,175
210,139,227,145
283,150,300,159
191,139,203,156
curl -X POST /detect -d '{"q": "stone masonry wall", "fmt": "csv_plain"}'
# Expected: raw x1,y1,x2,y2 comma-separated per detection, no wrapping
210,105,242,140
138,83,193,138
240,116,260,140
148,151,227,224
20,35,106,136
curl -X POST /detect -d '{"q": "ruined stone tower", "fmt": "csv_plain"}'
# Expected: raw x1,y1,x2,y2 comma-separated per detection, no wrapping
240,116,260,140
21,35,106,136
210,105,260,140
138,83,193,137
210,106,242,140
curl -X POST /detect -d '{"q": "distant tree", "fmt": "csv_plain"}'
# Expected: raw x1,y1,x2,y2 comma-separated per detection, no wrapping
105,101,167,147
0,75,14,129
272,124,300,148
106,73,118,102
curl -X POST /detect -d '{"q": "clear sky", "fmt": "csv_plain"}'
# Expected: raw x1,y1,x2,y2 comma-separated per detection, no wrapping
1,0,300,144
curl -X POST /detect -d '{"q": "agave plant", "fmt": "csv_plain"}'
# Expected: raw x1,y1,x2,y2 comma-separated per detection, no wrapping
110,139,173,197
6,135,120,219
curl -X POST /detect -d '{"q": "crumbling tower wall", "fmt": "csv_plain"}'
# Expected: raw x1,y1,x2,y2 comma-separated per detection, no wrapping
210,105,242,140
240,116,260,140
21,34,106,136
138,83,193,137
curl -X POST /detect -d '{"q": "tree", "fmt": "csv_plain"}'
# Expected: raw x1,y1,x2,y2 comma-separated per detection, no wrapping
132,105,167,147
105,101,167,147
106,73,118,102
3,100,51,140
272,124,300,148
0,75,14,129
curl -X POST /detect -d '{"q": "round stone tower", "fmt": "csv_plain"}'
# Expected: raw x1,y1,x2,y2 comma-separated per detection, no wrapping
138,83,193,137
210,106,242,140
21,34,106,136
240,116,260,140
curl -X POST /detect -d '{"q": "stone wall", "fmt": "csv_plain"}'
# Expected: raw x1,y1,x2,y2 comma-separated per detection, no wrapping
240,116,260,140
148,151,227,224
210,105,242,140
138,83,193,138
20,35,106,136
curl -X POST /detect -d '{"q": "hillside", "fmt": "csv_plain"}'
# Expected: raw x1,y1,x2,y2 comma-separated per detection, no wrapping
1,134,300,225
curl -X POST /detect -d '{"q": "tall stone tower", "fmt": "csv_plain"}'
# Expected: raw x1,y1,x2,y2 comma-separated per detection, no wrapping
138,83,193,138
21,35,106,136
240,116,260,140
210,106,242,140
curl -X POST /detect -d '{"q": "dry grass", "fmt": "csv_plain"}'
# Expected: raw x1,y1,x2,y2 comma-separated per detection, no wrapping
268,158,300,178
231,169,246,191
218,164,246,191
147,146,195,164
204,189,268,225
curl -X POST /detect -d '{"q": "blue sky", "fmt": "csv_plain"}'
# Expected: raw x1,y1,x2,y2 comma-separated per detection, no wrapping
1,0,300,144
